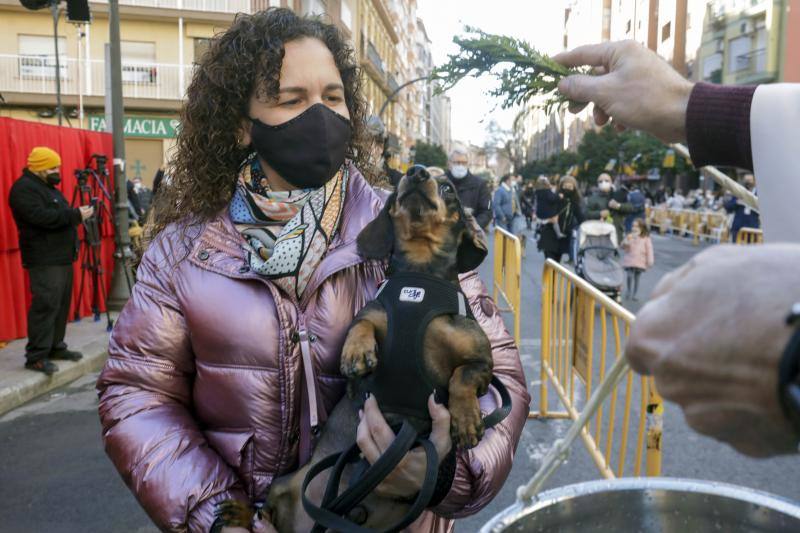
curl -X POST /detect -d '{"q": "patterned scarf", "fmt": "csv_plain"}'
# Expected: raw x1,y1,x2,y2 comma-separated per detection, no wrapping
229,154,348,301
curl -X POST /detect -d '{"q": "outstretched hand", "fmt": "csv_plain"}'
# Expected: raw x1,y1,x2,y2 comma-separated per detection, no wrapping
554,40,694,143
357,393,452,498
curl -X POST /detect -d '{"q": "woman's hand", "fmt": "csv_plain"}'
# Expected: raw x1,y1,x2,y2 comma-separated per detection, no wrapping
357,394,452,498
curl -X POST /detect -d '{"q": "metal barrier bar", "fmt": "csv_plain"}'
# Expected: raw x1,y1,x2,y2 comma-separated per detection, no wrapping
647,207,732,244
492,227,522,345
529,259,664,480
735,227,763,245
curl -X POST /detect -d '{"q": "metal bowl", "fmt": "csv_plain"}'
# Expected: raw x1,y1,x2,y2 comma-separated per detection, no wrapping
481,478,800,533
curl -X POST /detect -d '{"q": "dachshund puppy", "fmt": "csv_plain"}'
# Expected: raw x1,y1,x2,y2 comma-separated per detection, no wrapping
216,167,492,531
341,166,492,449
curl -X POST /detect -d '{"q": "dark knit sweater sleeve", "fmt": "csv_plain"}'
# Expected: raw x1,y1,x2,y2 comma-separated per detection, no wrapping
685,82,757,171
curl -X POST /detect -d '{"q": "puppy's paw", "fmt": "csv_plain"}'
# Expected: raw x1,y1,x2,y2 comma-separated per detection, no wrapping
450,396,484,449
215,499,252,528
340,336,378,378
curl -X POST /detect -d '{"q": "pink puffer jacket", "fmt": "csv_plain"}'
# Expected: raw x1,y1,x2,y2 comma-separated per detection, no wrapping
97,164,530,532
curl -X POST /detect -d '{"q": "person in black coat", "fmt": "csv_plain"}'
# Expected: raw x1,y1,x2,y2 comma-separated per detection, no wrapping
127,178,145,224
534,177,561,261
555,176,585,262
445,145,492,229
724,173,760,242
8,147,94,375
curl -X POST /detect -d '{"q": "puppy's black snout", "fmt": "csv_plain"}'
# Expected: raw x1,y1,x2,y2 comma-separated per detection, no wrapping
406,165,430,185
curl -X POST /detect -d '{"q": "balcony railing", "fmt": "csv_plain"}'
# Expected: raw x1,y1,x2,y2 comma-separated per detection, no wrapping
367,41,384,76
0,54,193,101
387,74,399,93
734,47,766,72
91,0,252,14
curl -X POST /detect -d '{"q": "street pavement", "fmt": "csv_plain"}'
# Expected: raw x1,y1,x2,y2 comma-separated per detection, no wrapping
1,229,799,532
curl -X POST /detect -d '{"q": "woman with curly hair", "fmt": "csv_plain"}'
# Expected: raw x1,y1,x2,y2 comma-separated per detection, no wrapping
96,9,528,532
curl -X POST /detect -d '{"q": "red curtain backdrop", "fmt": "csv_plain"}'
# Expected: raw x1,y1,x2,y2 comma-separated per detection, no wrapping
0,117,115,342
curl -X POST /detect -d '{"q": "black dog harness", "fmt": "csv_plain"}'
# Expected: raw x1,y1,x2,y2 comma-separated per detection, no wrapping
368,272,471,428
302,272,512,532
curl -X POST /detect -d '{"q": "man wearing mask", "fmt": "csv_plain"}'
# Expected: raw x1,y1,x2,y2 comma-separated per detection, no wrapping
445,144,492,229
724,174,759,242
8,147,94,375
584,172,635,241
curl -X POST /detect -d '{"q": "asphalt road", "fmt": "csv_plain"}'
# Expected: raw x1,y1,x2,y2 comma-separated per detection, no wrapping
1,229,798,533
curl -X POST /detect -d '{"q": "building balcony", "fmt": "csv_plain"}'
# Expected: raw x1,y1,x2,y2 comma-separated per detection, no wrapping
91,0,252,14
732,48,775,83
387,74,400,93
366,41,385,76
0,54,192,102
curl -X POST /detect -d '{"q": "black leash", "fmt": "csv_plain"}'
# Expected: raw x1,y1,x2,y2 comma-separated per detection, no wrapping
302,375,512,532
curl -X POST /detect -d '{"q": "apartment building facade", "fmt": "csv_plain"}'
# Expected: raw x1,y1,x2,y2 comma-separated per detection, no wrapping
0,0,438,183
695,0,797,85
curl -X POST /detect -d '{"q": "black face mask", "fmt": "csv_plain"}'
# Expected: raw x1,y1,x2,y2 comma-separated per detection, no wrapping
249,103,352,189
45,172,61,186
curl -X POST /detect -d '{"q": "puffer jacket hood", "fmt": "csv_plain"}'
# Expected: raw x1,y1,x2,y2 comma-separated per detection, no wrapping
97,162,530,532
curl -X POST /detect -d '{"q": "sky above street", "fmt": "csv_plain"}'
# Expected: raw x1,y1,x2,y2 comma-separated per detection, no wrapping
417,0,566,148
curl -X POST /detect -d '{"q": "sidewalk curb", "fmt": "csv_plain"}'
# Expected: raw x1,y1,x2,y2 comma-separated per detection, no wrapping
0,338,108,417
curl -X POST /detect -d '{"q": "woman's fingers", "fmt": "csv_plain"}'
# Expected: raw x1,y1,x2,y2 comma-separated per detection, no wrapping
427,394,452,459
356,407,383,464
363,394,396,455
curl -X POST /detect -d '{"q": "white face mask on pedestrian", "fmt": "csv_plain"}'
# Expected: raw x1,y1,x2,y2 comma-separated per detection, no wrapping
598,181,612,192
450,165,468,179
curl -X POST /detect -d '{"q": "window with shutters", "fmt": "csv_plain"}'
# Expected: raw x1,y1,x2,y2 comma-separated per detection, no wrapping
18,35,68,80
121,41,157,84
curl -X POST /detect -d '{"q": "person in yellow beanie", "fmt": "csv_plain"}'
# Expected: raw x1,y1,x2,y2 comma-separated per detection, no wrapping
8,146,95,375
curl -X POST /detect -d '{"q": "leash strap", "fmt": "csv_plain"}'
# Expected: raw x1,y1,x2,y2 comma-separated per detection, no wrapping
303,422,438,533
302,376,513,532
483,375,513,429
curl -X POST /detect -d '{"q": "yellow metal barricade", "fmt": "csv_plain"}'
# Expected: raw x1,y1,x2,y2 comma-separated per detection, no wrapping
649,207,668,234
529,260,664,478
706,212,730,243
493,227,521,345
735,227,763,245
689,211,702,246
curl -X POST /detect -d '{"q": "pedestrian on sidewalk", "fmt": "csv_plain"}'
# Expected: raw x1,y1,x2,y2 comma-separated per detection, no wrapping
621,219,654,301
521,181,535,230
534,176,563,262
724,173,760,242
8,146,94,376
445,144,492,230
584,173,635,242
556,176,584,264
492,173,515,232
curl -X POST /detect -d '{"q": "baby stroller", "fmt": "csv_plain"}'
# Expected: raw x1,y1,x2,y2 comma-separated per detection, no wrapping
575,220,624,301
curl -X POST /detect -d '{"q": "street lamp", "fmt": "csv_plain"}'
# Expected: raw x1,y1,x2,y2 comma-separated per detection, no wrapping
367,75,432,168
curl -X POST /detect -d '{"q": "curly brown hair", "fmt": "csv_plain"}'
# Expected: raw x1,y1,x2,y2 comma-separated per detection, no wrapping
145,8,374,248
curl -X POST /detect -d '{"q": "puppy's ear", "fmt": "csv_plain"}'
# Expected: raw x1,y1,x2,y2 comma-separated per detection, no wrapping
357,193,396,260
456,212,488,273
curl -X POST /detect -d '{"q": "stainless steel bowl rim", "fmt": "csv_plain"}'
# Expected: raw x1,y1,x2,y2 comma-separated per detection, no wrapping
480,477,800,533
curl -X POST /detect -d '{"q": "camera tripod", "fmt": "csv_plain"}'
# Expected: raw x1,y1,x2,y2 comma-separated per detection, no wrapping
71,155,115,331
